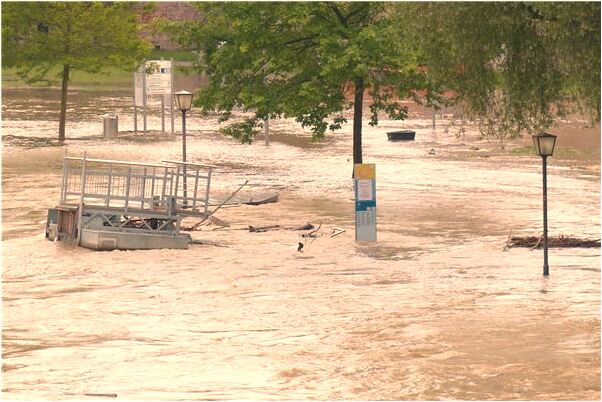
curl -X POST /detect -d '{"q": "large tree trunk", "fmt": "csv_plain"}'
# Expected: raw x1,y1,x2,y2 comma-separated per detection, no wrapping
353,77,364,165
58,64,70,142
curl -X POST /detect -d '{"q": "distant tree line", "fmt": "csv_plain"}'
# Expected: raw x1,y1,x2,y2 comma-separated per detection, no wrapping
2,1,599,154
162,1,600,161
411,2,601,144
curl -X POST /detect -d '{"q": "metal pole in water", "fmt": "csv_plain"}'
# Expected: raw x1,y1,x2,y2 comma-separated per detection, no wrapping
264,117,270,146
161,96,165,135
182,110,188,206
143,64,147,135
76,151,87,246
532,132,556,276
170,58,175,135
133,72,138,134
61,148,68,203
542,156,549,276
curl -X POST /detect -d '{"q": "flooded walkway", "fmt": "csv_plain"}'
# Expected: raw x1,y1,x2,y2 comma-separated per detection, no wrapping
2,88,600,400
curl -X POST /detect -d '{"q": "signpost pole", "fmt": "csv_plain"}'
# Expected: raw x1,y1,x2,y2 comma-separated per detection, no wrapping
170,58,175,135
161,96,165,135
142,62,147,135
354,163,377,242
133,70,137,134
264,117,270,146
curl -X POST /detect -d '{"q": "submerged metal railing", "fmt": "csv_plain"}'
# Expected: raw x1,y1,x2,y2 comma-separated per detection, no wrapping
162,160,216,215
60,156,214,216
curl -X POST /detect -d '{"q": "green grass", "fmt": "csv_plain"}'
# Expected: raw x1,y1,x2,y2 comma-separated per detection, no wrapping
2,50,197,90
149,49,198,62
2,66,133,90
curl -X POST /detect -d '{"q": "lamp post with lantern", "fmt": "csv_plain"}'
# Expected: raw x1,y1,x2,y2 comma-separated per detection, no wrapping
532,132,557,276
174,90,194,206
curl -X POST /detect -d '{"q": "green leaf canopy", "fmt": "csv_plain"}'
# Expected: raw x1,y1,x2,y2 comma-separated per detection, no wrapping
2,2,151,141
167,2,437,144
408,2,601,140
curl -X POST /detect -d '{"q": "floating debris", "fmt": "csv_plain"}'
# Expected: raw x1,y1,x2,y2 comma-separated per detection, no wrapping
387,130,416,141
248,222,314,233
507,235,600,249
83,393,117,398
243,192,279,205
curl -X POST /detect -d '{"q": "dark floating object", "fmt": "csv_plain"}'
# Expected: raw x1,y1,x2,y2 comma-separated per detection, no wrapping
83,394,117,398
244,192,279,205
387,130,416,141
507,235,600,249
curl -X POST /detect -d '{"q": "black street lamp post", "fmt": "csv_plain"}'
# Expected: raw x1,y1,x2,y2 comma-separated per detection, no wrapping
174,90,194,207
532,132,557,276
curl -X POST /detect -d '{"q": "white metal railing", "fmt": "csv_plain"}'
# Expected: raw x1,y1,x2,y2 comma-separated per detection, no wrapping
162,160,216,214
60,156,214,216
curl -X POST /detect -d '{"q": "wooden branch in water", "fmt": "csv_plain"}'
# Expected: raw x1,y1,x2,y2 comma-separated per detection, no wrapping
83,394,117,398
248,223,314,233
302,221,322,238
330,228,346,237
189,239,229,247
248,224,280,233
183,180,248,231
507,235,600,249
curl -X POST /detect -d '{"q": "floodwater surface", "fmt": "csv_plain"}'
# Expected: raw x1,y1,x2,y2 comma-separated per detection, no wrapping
1,88,600,400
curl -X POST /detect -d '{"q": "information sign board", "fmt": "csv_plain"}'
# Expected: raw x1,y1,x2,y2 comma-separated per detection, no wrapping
145,60,172,96
354,163,377,242
134,60,173,107
133,60,175,134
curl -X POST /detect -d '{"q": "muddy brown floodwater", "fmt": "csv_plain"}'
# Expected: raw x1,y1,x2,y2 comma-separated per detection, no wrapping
1,88,600,400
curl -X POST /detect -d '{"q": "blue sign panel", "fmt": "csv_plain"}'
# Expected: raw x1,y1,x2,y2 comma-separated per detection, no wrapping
354,164,376,242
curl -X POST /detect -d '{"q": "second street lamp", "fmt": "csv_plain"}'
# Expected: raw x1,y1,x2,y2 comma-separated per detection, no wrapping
174,90,194,207
532,132,557,276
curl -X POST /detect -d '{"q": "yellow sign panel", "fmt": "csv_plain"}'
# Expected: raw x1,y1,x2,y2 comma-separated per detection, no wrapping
354,163,375,180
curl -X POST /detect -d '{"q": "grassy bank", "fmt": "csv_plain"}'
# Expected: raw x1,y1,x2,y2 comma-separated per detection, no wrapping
149,48,198,62
1,49,198,91
2,66,133,90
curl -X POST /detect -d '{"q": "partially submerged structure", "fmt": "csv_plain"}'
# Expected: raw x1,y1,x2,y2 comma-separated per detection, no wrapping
387,130,416,141
46,156,215,250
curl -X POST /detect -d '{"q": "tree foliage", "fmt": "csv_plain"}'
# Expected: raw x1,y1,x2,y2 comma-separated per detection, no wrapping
163,2,438,163
164,1,599,150
408,2,600,142
2,2,151,141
